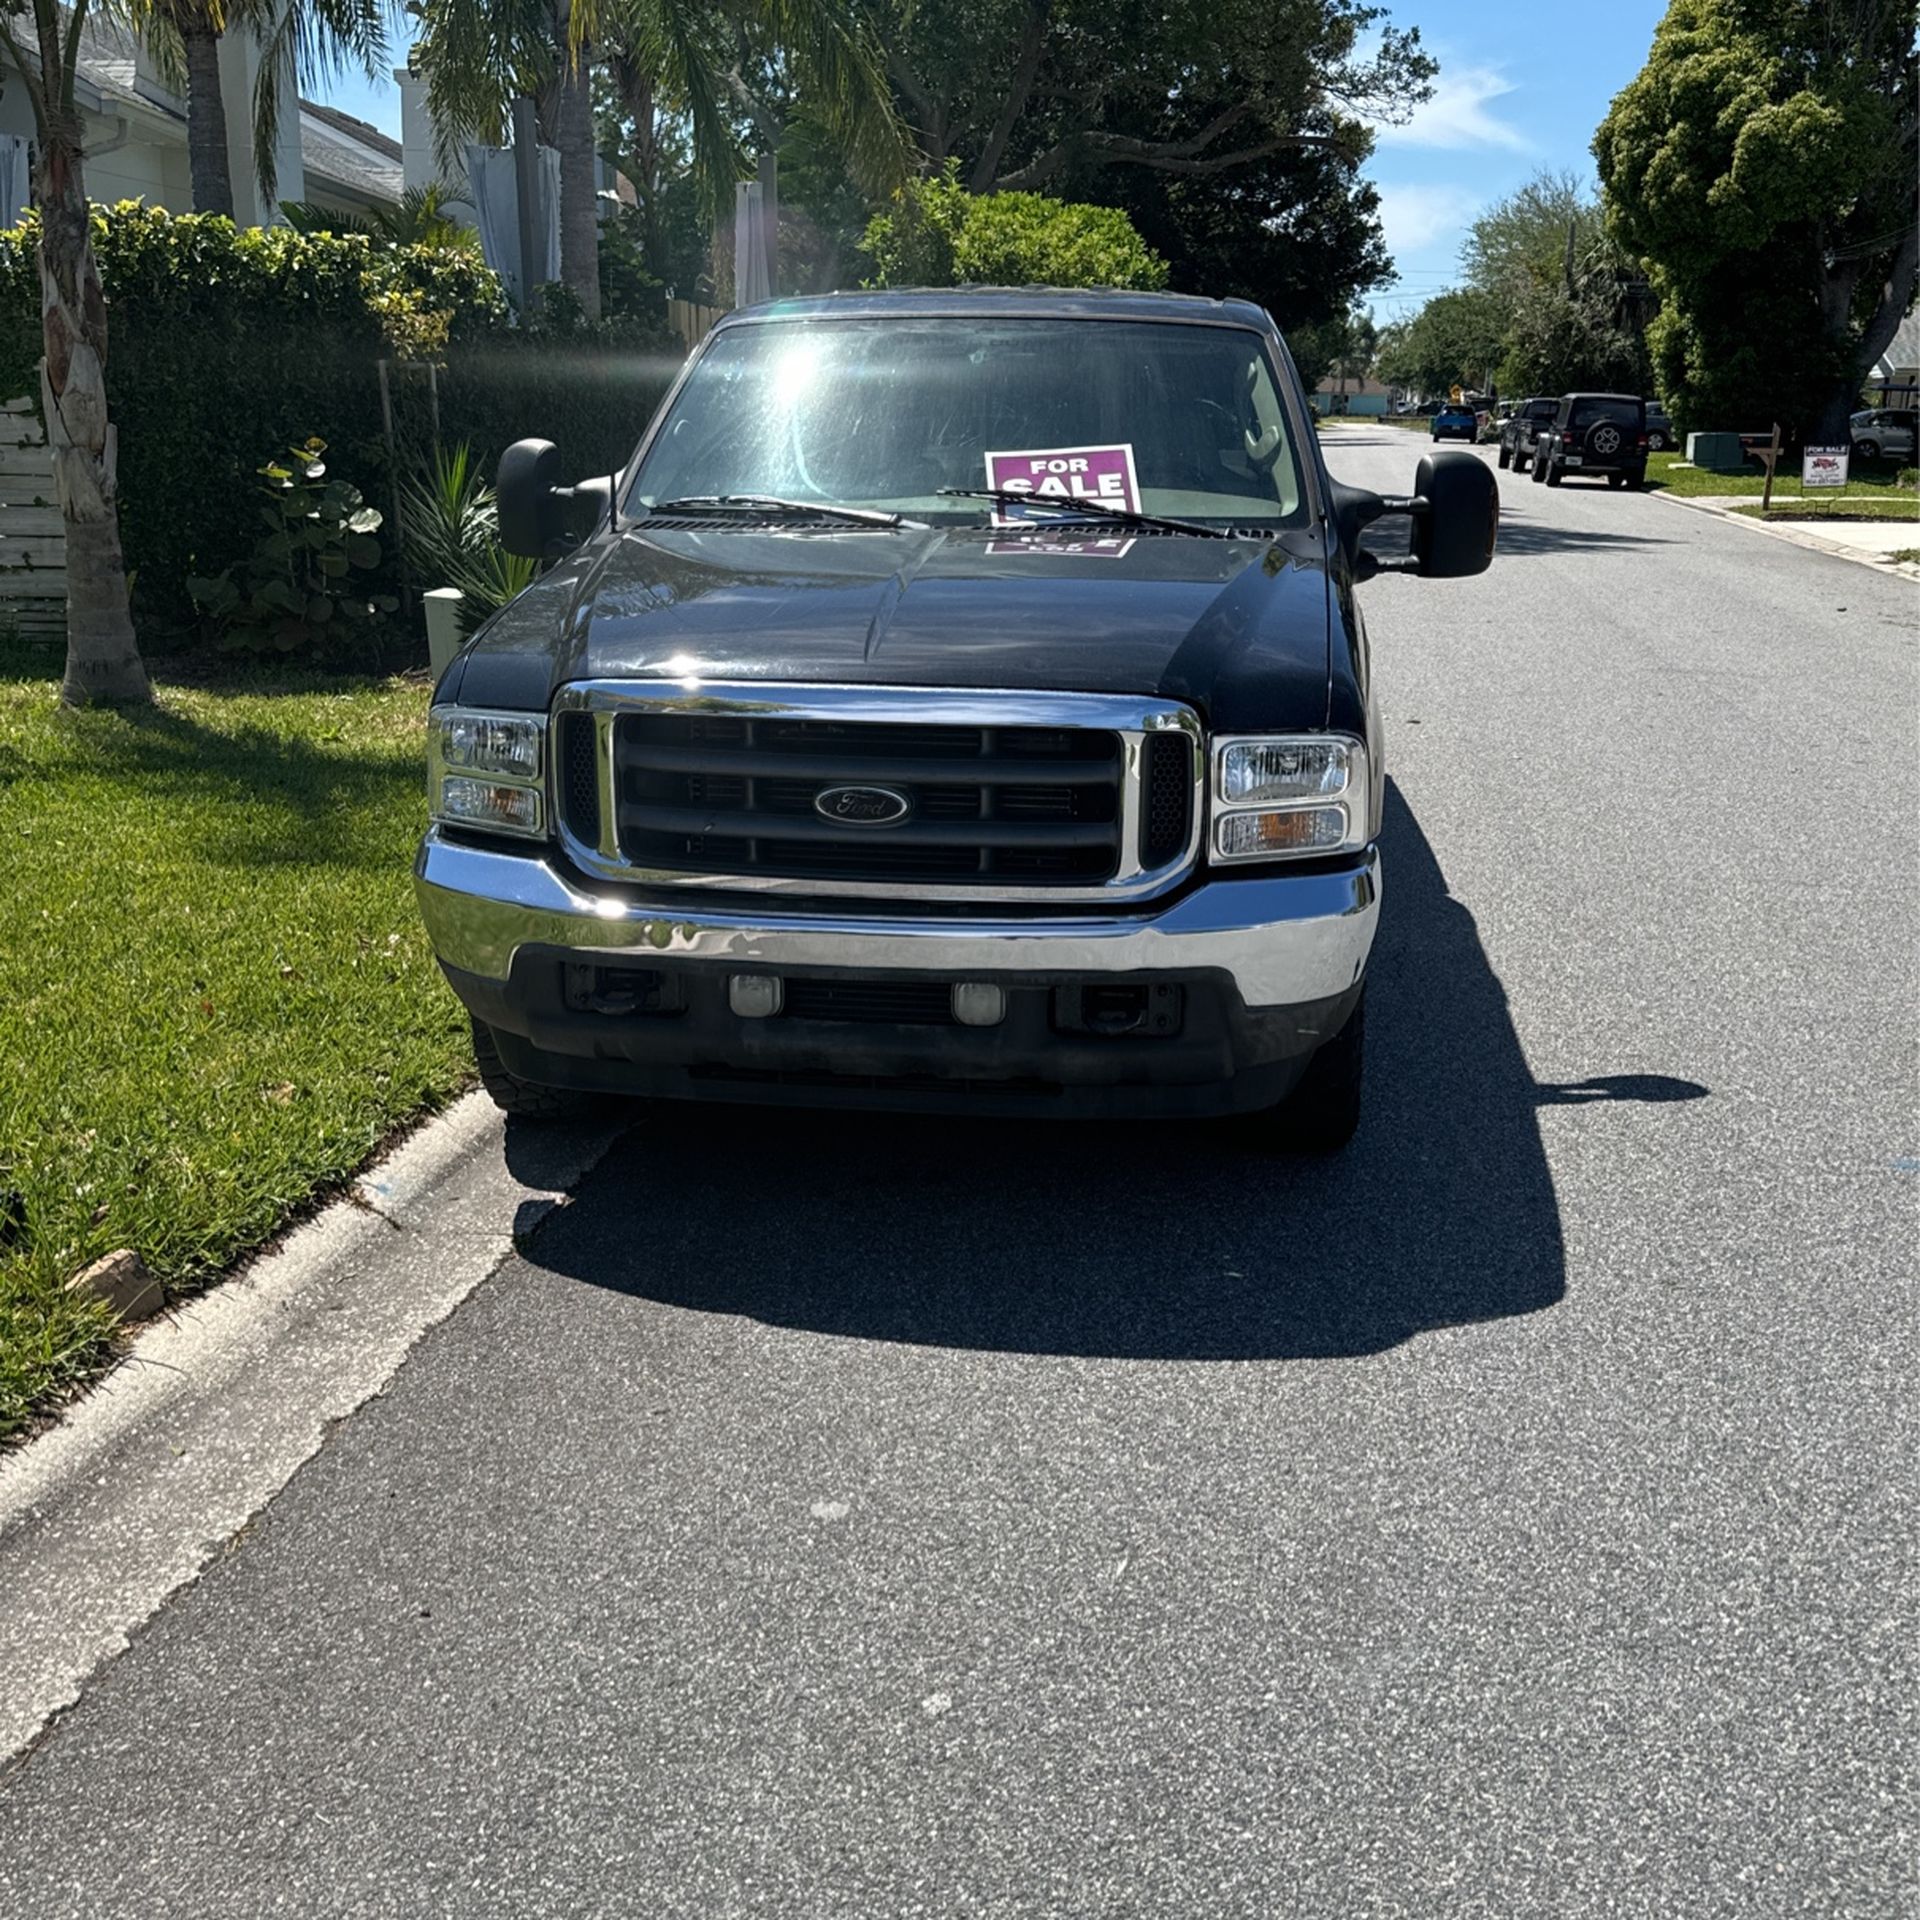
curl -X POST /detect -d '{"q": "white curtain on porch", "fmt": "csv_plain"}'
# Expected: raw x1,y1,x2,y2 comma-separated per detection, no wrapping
463,141,560,309
0,137,31,230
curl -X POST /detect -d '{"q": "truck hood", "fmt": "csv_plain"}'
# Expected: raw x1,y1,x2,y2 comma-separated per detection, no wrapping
452,522,1335,732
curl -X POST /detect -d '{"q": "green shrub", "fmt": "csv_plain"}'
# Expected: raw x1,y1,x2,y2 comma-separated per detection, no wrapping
186,437,398,658
0,204,682,641
861,163,1169,292
399,440,536,630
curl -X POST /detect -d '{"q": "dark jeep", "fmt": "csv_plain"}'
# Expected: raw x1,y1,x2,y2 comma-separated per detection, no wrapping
1497,398,1559,475
414,290,1497,1151
1531,393,1649,489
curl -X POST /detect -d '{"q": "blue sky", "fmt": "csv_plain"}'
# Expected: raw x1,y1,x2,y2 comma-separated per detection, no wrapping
317,1,1670,323
1361,0,1669,320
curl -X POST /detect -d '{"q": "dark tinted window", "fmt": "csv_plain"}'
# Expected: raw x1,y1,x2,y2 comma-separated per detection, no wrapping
1568,397,1644,430
1526,400,1558,420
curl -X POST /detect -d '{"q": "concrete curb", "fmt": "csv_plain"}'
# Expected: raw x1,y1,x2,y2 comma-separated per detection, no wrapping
1651,488,1920,578
0,1092,627,1765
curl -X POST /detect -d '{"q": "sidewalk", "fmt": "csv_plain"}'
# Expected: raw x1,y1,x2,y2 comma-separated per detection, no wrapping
1655,490,1919,573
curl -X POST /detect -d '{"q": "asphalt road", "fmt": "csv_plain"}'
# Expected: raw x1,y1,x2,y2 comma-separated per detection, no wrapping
4,430,1915,1917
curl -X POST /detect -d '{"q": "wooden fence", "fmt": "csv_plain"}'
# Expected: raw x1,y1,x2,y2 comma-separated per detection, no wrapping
666,297,726,350
0,396,62,639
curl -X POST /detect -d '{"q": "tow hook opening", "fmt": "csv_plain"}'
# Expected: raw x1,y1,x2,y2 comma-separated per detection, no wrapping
1055,983,1184,1038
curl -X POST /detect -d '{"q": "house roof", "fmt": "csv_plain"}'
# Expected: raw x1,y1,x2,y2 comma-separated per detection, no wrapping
1880,309,1920,375
62,14,401,209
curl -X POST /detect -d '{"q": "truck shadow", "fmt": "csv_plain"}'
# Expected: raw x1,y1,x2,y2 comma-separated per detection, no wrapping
516,785,1701,1360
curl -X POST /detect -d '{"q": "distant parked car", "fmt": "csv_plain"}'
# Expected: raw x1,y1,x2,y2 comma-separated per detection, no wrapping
1646,403,1674,453
1851,408,1916,462
1497,397,1560,474
1431,403,1478,443
1530,392,1649,489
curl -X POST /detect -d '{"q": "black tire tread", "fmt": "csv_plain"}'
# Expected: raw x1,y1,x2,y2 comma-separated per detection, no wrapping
470,1018,598,1120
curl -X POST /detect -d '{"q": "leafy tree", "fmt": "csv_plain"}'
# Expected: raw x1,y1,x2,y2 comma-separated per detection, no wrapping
1595,0,1919,440
1105,143,1394,340
0,0,148,701
861,162,1167,289
1290,299,1376,394
1456,170,1652,398
1373,288,1504,400
876,0,1432,191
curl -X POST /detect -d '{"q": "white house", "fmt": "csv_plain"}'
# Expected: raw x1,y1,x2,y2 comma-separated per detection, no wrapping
0,14,402,229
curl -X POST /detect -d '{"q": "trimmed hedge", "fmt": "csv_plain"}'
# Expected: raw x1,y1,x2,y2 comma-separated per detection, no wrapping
0,205,683,636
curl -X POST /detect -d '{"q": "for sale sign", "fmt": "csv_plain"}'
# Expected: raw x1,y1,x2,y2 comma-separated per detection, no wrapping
983,443,1140,525
1802,446,1849,488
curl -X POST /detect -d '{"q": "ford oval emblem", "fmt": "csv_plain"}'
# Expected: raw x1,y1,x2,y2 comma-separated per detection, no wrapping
814,783,912,827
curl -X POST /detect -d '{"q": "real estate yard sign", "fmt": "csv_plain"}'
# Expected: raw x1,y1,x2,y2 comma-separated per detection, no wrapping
1801,446,1850,488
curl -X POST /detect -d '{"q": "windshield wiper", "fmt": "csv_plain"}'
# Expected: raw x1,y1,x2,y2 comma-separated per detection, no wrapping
645,494,908,529
935,487,1234,540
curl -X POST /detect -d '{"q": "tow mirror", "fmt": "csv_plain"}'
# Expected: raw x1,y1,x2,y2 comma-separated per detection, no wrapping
498,438,564,558
1327,450,1499,581
497,441,616,559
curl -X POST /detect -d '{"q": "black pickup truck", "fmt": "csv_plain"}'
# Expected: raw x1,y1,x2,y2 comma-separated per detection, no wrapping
415,290,1496,1150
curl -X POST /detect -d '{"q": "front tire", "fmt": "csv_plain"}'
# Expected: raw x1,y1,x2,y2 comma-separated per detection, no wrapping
471,1017,599,1121
1544,460,1563,487
1858,439,1880,461
1497,444,1512,469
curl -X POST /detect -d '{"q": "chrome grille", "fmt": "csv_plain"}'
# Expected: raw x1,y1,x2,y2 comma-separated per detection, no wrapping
551,683,1203,904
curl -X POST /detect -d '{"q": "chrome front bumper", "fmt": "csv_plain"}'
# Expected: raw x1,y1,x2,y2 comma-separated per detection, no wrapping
414,832,1380,1009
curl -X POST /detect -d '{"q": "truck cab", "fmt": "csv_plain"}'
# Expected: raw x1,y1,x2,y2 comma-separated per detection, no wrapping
415,289,1496,1150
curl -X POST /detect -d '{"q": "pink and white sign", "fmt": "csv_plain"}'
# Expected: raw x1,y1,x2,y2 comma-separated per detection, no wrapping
983,443,1140,525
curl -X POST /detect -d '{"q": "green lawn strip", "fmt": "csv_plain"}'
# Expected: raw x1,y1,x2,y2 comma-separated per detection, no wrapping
1890,549,1920,564
0,655,470,1440
1647,451,1918,500
1728,498,1920,521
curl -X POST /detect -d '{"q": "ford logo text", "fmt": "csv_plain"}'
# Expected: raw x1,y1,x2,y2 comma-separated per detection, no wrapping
814,784,912,827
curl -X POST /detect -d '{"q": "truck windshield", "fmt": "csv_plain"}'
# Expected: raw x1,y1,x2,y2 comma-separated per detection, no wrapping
628,317,1310,528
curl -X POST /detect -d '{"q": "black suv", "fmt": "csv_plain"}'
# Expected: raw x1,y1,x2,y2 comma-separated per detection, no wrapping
1497,398,1559,475
415,289,1498,1150
1531,393,1648,489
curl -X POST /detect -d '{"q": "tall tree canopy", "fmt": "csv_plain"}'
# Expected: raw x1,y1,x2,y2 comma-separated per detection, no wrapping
1595,0,1918,439
1458,169,1652,398
876,0,1432,191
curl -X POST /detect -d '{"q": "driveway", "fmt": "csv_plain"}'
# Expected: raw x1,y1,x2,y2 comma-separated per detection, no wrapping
2,426,1914,1917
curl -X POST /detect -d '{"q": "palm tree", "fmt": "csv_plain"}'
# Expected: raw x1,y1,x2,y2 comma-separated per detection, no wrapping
123,0,389,218
0,0,148,702
413,0,906,318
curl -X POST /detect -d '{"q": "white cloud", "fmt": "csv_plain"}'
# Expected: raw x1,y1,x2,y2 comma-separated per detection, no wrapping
1375,182,1484,260
1370,65,1531,154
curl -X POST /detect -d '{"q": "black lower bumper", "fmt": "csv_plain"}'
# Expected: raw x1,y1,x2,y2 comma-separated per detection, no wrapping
443,948,1362,1120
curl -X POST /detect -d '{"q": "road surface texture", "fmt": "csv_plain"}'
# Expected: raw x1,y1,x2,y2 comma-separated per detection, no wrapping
3,429,1914,1917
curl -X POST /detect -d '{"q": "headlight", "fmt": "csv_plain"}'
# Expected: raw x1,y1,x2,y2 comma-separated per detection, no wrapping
1210,732,1369,864
429,706,546,839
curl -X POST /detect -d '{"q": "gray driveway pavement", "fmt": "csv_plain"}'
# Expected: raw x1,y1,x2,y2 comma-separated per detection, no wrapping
2,429,1913,1917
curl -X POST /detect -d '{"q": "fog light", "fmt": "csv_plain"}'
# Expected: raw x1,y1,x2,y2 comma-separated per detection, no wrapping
728,974,783,1018
952,982,1006,1028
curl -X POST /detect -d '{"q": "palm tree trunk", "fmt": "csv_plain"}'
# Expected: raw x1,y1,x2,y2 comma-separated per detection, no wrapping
179,15,234,219
35,119,148,706
551,6,600,320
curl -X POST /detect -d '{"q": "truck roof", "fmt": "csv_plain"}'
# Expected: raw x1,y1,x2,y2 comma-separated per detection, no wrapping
717,286,1276,330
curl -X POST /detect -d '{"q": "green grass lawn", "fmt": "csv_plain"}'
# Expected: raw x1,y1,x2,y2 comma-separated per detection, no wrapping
1891,549,1920,565
0,651,470,1439
1647,450,1919,500
1730,497,1920,521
